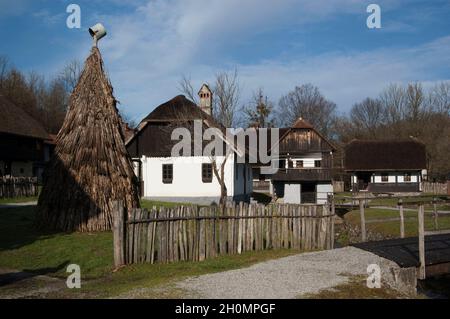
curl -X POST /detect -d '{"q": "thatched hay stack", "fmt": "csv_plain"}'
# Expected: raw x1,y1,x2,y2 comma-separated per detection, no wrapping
37,47,140,232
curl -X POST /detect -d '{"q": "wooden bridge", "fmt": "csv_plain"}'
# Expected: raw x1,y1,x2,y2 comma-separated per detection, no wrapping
336,195,450,280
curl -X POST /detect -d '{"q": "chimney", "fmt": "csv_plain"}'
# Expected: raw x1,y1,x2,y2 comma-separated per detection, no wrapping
198,84,212,115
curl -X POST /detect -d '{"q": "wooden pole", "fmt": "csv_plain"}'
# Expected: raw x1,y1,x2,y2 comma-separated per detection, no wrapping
398,199,405,239
418,204,426,280
113,200,125,267
433,197,438,230
359,199,366,242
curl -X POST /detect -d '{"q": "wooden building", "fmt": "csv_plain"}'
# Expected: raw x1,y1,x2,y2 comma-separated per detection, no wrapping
254,118,336,204
0,94,51,180
344,139,427,193
126,89,252,205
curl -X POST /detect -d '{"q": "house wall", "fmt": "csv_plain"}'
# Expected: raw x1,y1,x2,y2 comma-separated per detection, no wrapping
138,155,251,204
317,183,333,204
233,163,253,197
11,161,33,177
283,152,322,168
351,171,422,192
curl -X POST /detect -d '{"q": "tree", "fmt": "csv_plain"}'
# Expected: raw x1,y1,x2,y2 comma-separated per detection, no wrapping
277,84,337,137
59,59,82,94
242,88,274,128
350,97,384,137
179,69,240,128
178,74,198,104
213,69,240,127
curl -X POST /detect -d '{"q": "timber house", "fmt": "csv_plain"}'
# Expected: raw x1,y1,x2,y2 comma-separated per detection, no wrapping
253,118,336,204
344,139,427,193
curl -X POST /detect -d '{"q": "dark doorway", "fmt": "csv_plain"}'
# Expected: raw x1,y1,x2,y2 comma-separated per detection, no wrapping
356,172,372,191
301,182,316,204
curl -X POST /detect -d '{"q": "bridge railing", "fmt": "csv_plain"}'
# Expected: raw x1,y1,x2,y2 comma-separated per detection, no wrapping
339,194,450,280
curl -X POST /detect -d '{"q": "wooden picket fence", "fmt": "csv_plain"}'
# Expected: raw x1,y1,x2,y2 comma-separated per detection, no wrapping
112,201,335,267
422,182,448,195
0,177,39,198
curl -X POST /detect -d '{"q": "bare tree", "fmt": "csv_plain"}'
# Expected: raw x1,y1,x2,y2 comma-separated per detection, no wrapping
350,98,384,137
178,74,198,104
277,84,337,136
178,69,240,128
213,69,240,128
380,83,406,124
428,81,450,115
59,59,82,94
242,88,274,128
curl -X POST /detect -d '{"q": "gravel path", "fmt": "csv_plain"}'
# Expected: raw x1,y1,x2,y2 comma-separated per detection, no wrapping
174,247,404,299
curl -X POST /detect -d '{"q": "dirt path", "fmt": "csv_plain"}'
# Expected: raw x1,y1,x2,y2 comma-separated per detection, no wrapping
116,247,415,299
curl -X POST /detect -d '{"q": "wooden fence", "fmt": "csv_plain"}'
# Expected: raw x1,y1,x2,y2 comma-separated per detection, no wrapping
422,182,448,195
0,177,39,198
353,195,450,279
112,201,335,267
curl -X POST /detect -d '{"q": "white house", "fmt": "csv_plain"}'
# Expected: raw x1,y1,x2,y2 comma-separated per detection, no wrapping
126,87,252,205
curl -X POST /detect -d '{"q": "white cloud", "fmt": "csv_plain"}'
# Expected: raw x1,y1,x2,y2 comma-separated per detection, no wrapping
74,0,449,122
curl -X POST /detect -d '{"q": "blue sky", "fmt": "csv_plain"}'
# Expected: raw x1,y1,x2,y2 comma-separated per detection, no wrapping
1,0,450,124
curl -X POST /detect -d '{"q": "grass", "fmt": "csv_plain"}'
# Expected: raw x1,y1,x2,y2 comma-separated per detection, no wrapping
0,196,39,204
0,204,301,298
344,208,450,238
301,275,420,299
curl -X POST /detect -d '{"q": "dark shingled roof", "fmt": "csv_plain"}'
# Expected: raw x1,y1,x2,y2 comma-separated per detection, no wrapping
0,94,49,140
344,139,427,171
142,95,223,128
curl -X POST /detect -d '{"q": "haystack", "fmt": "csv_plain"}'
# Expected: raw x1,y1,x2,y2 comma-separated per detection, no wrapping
37,47,140,232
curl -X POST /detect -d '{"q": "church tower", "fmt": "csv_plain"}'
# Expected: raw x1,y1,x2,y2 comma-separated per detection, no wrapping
198,84,213,115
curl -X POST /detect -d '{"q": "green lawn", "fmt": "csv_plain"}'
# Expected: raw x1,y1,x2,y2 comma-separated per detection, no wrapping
0,204,301,298
344,208,450,238
0,196,39,204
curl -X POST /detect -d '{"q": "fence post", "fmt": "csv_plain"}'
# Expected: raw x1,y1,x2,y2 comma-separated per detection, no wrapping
433,197,438,230
359,199,366,242
398,199,405,239
418,204,426,280
113,200,125,268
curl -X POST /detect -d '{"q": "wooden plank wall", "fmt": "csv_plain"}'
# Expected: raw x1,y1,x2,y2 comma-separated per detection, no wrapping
0,177,39,198
113,202,335,266
422,182,448,195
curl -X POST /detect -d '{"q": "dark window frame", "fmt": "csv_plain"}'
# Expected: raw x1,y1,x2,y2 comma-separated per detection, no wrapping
162,164,173,184
202,163,213,183
314,160,321,168
381,174,389,182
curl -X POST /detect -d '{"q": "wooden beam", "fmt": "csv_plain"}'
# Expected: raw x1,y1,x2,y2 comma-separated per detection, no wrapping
113,200,125,268
418,204,426,280
399,199,405,239
360,199,366,242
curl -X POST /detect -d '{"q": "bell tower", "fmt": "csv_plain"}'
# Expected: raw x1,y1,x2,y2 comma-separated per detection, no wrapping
198,84,213,115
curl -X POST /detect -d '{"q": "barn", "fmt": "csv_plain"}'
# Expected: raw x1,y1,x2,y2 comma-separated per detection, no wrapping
344,139,427,192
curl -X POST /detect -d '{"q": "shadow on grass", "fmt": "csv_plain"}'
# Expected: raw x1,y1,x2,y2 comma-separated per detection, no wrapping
0,260,69,287
0,205,61,252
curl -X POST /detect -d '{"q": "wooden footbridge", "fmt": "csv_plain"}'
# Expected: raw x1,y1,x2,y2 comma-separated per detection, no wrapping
336,195,450,280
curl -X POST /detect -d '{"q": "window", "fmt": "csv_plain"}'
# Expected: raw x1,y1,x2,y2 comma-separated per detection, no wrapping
381,174,388,182
314,160,321,168
288,159,294,168
202,163,213,183
404,173,411,182
162,164,173,184
296,160,304,168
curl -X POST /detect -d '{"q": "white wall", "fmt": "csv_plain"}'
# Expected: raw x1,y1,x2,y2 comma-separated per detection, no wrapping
317,184,333,204
373,172,418,183
140,155,246,198
286,152,322,168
